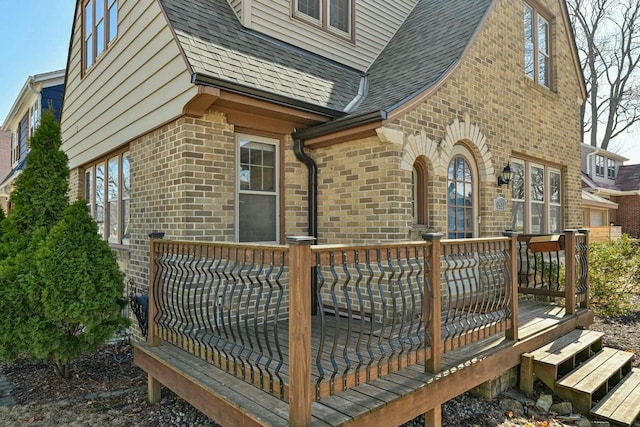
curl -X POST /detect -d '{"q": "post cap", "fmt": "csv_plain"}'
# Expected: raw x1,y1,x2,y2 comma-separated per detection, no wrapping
285,236,316,245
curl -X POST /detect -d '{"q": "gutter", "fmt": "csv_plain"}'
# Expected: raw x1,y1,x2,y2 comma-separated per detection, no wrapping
192,73,346,119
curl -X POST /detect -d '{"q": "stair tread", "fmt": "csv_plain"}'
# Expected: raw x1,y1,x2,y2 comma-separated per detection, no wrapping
530,329,603,366
556,347,633,392
591,368,640,426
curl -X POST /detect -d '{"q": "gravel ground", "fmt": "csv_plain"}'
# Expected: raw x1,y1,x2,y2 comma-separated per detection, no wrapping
1,309,639,427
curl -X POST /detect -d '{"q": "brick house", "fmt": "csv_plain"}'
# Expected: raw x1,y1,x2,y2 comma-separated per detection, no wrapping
0,70,66,214
60,0,585,289
581,143,640,238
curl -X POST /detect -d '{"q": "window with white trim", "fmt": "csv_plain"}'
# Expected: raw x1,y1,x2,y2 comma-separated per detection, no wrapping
236,134,279,242
511,158,562,234
524,3,550,88
607,158,616,180
83,0,118,71
293,0,353,36
85,150,130,245
595,155,604,177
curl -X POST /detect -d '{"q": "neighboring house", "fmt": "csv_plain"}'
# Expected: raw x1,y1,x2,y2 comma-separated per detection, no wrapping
0,131,11,213
61,0,585,289
581,143,640,238
0,70,66,213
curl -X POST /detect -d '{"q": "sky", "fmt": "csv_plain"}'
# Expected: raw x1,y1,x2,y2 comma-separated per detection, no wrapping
0,1,75,126
0,1,639,164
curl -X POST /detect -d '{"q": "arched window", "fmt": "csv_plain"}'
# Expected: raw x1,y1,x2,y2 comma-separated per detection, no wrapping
412,158,428,226
447,147,478,238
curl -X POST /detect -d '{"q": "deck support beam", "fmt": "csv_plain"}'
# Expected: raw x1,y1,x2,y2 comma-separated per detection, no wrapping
424,405,441,427
148,375,162,403
519,352,534,397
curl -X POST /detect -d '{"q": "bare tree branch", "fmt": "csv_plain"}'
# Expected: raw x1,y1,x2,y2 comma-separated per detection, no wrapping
568,0,640,150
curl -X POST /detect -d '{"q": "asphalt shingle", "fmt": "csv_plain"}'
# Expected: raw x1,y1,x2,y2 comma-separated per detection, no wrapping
157,0,493,119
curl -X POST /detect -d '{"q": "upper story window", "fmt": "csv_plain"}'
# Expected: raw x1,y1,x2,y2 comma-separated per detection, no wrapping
293,0,353,37
11,113,29,165
595,155,605,177
84,0,118,71
524,3,550,88
29,102,39,137
84,149,130,245
607,158,616,179
236,134,279,243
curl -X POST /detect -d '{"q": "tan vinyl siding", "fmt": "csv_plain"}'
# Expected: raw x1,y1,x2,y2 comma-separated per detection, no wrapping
249,0,416,71
228,0,243,20
61,0,196,170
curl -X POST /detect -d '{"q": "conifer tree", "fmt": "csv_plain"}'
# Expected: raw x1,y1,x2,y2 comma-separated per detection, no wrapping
0,110,127,375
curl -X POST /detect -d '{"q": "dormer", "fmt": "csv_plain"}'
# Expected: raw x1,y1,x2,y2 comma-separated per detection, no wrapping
581,143,628,185
225,0,417,71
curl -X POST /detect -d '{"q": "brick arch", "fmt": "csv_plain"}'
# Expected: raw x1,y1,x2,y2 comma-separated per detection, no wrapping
439,113,495,182
399,113,495,180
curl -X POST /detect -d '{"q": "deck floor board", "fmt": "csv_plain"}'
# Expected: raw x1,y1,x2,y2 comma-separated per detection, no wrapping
137,300,589,426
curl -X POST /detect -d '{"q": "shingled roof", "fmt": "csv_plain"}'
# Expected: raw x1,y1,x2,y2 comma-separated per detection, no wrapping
158,0,362,116
354,0,492,114
616,165,640,191
157,0,493,119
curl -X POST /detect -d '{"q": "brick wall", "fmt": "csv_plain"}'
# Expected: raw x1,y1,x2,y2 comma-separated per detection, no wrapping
308,0,583,240
615,195,640,238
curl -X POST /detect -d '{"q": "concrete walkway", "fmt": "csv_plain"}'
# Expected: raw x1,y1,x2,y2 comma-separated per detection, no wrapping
0,372,15,407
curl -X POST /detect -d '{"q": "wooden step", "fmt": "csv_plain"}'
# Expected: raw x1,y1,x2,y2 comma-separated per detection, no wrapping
521,329,603,393
555,348,633,413
591,368,640,427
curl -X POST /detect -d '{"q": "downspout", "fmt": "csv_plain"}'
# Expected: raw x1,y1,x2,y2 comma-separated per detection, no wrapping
293,137,318,240
293,137,318,315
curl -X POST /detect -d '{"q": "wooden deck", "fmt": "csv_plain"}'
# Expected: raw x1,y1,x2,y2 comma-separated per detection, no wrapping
135,300,594,427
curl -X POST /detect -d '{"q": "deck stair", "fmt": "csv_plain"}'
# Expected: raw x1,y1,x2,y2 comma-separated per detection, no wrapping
521,329,640,426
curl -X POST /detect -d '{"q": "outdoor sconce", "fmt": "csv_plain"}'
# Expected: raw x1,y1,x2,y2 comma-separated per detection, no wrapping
497,163,513,187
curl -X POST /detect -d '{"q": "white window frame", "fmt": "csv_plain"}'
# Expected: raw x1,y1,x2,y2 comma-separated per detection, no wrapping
235,134,280,243
607,158,616,180
293,0,353,37
595,155,605,177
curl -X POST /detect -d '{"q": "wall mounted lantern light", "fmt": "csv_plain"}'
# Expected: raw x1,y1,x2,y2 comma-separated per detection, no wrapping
497,163,513,187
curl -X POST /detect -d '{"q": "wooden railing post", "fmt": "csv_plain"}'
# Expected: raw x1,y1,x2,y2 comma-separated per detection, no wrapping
287,236,315,427
578,229,590,309
422,233,442,374
503,231,519,341
564,230,577,315
147,231,165,347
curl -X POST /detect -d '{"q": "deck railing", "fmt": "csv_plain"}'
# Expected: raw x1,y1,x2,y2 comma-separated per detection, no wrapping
515,230,590,313
148,241,291,399
146,231,586,425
